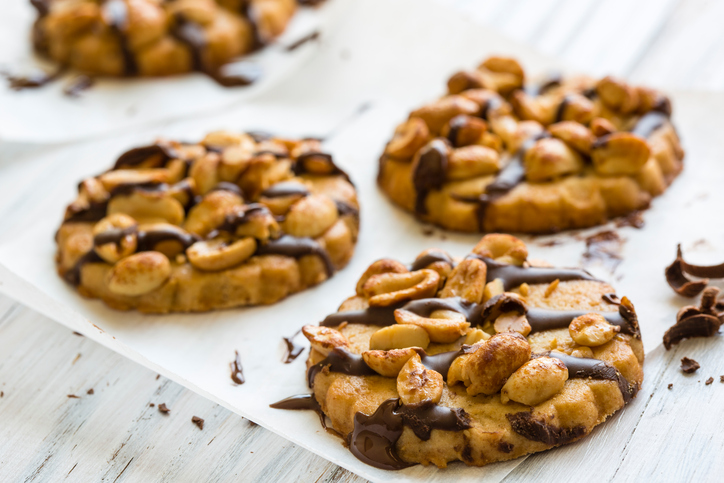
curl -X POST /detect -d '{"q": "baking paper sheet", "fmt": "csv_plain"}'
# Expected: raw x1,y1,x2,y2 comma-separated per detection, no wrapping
1,0,722,481
0,0,344,144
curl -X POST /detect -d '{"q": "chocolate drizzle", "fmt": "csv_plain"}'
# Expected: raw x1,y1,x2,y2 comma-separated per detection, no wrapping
631,111,669,139
412,140,449,214
506,412,585,446
270,394,326,428
260,182,310,198
113,143,177,169
348,398,470,470
293,152,352,184
230,350,245,385
320,304,401,327
102,0,137,76
307,347,376,387
282,330,305,363
408,250,454,271
64,251,104,286
473,255,599,290
256,235,335,277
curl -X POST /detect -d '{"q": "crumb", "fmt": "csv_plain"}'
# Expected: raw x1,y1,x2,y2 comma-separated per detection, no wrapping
72,353,81,365
158,403,170,414
681,357,700,374
667,383,673,390
150,403,155,407
0,391,4,397
156,374,160,380
87,388,94,395
67,394,80,399
72,331,83,336
706,377,714,385
721,376,724,383
192,416,204,430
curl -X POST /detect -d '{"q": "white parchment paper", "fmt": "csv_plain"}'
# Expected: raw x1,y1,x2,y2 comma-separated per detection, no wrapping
0,0,345,144
1,0,722,481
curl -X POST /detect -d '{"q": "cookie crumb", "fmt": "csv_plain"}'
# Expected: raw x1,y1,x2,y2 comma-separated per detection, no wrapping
667,383,673,390
67,394,80,399
192,416,204,430
720,376,724,383
706,377,714,385
149,403,155,407
87,388,94,395
681,357,700,373
158,403,170,414
156,374,160,380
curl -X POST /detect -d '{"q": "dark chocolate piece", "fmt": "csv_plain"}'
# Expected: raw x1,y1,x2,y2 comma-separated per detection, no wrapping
214,61,262,87
113,143,177,169
706,377,714,386
506,412,585,446
663,287,722,349
87,388,94,395
668,383,673,390
498,441,514,453
412,139,449,214
681,357,700,374
230,350,245,385
67,394,80,399
615,211,645,229
631,111,669,139
191,416,204,430
158,403,171,413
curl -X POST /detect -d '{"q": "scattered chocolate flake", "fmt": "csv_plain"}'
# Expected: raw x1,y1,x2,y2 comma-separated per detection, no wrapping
149,403,155,407
0,391,3,397
158,403,170,414
286,30,320,52
615,211,645,229
582,230,623,273
663,287,723,349
498,441,513,453
191,416,204,430
706,377,714,385
67,394,80,399
421,227,434,236
537,239,564,247
282,331,304,364
63,75,93,98
720,376,724,383
86,388,94,395
667,383,673,390
665,244,724,297
681,357,700,374
156,374,160,380
72,331,83,336
230,350,245,384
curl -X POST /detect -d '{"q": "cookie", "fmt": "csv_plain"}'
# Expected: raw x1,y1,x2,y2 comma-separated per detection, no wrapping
29,0,301,84
275,234,643,469
55,131,359,313
378,56,684,233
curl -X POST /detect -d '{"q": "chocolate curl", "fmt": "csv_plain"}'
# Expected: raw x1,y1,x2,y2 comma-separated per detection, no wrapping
663,287,723,350
665,245,709,297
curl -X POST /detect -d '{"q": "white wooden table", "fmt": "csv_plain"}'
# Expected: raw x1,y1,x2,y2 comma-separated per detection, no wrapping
3,0,724,481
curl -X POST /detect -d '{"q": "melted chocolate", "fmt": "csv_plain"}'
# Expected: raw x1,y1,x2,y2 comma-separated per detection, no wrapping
30,0,50,17
472,255,598,290
103,0,137,76
5,68,63,90
445,115,468,147
93,226,136,247
286,30,320,52
260,182,310,198
209,182,243,197
582,230,623,273
257,235,335,277
412,140,449,214
113,143,177,169
506,412,585,446
320,304,401,327
230,350,245,385
408,249,454,271
172,15,206,72
136,227,200,252
63,75,94,98
348,398,470,470
524,73,562,97
631,111,669,139
216,204,271,234
64,250,104,286
293,152,352,183
282,330,305,363
335,200,359,219
307,348,376,387
214,61,262,87
546,351,638,403
64,201,108,224
554,94,573,123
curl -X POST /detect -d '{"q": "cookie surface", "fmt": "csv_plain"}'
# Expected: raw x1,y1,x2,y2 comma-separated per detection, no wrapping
378,56,684,233
30,0,300,82
286,234,643,469
55,131,359,313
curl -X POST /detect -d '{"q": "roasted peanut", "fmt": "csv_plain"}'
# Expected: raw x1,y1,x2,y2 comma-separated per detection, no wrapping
500,356,568,405
464,328,491,345
447,70,485,94
107,190,185,226
569,313,620,347
524,137,584,182
592,133,650,176
570,346,594,358
355,259,409,296
473,234,528,266
202,130,247,148
590,117,617,137
229,206,280,242
461,332,531,396
363,269,439,307
447,145,500,180
385,118,430,159
596,76,639,114
98,169,170,191
483,279,504,301
93,214,138,264
189,152,221,195
441,115,488,147
281,194,338,239
107,251,171,296
301,325,348,356
478,57,525,94
410,95,480,135
369,324,430,351
362,347,420,377
395,309,470,343
184,190,243,237
548,121,594,155
187,236,257,272
494,312,532,337
396,354,443,405
556,94,594,125
439,258,487,304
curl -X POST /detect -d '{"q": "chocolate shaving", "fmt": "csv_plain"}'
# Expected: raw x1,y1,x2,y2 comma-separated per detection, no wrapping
230,350,245,385
681,357,700,374
192,416,204,430
506,412,586,446
663,287,723,349
706,377,714,386
665,244,724,297
67,394,80,399
87,388,94,395
158,403,171,413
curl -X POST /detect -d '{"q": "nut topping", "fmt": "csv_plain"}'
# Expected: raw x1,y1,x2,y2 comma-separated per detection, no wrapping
569,313,620,347
369,324,430,351
500,356,568,406
396,353,444,405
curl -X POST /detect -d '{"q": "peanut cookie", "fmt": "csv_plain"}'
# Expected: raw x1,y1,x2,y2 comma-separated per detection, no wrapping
55,131,359,313
274,234,643,469
378,56,683,233
29,0,304,84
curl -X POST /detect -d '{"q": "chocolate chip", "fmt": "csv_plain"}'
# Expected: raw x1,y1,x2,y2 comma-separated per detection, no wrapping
667,383,673,390
192,416,204,430
87,388,94,395
498,441,514,453
706,377,714,385
158,403,170,414
681,357,700,374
